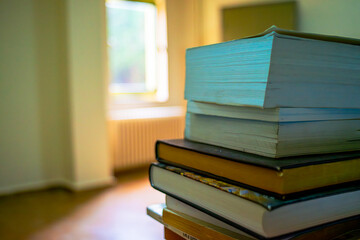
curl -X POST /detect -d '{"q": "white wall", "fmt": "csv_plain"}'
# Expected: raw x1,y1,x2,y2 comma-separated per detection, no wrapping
66,0,114,189
0,0,200,195
167,0,201,107
0,0,113,195
33,0,74,185
297,0,360,38
200,0,360,45
0,0,45,193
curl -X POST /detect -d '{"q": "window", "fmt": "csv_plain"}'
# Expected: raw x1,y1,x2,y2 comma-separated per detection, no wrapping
106,0,168,105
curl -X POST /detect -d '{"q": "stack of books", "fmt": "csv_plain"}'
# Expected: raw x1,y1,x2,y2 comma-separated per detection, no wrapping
147,27,360,240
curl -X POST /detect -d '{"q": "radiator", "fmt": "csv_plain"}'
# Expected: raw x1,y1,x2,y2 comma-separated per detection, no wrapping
110,116,185,171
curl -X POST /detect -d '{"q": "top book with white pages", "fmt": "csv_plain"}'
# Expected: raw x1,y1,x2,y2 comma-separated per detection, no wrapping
185,26,360,109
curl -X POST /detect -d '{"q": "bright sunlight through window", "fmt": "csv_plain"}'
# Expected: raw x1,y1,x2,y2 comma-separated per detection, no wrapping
106,0,168,103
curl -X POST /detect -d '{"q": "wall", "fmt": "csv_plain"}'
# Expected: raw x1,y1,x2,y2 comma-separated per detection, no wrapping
0,0,113,194
65,0,113,189
166,0,201,107
297,0,360,38
0,1,45,193
0,0,201,195
222,1,296,40
33,0,74,185
199,0,360,45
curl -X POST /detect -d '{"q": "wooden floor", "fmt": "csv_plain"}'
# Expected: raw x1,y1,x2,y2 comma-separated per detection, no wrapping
0,167,165,240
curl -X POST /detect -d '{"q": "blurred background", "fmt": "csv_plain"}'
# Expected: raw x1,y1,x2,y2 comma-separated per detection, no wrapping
0,0,359,239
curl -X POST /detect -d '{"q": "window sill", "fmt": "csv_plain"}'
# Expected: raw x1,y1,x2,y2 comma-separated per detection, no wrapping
109,106,185,121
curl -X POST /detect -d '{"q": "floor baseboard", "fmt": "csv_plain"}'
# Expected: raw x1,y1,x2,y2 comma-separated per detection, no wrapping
0,176,116,196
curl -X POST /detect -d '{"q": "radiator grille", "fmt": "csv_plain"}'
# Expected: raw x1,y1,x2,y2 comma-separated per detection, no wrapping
110,116,185,171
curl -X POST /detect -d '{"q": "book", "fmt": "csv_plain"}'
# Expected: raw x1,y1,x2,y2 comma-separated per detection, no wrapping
164,227,189,240
147,203,253,240
149,163,360,239
163,207,252,240
146,202,165,224
331,230,360,240
185,111,360,158
147,201,360,240
187,100,360,122
146,204,203,240
184,26,360,109
155,139,360,197
146,204,200,240
166,197,360,240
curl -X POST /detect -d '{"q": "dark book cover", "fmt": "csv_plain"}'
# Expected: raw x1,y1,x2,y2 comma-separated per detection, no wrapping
155,139,360,199
150,163,360,211
149,163,360,240
156,139,360,171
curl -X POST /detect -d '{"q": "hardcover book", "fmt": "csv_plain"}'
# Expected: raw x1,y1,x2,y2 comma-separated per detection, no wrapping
164,227,191,240
156,139,360,198
165,198,360,240
147,202,360,240
149,163,360,239
185,26,360,109
185,111,360,158
187,100,360,122
163,207,251,240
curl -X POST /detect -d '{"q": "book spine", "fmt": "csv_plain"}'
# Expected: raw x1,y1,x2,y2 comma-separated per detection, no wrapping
165,225,200,240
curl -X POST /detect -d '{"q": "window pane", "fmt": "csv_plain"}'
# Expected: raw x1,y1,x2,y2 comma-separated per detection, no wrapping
106,1,156,93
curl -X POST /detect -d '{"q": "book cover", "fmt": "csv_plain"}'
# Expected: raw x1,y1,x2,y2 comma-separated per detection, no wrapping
164,227,193,240
156,139,360,198
165,198,360,240
163,208,253,240
147,200,360,240
149,163,360,238
154,163,359,210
